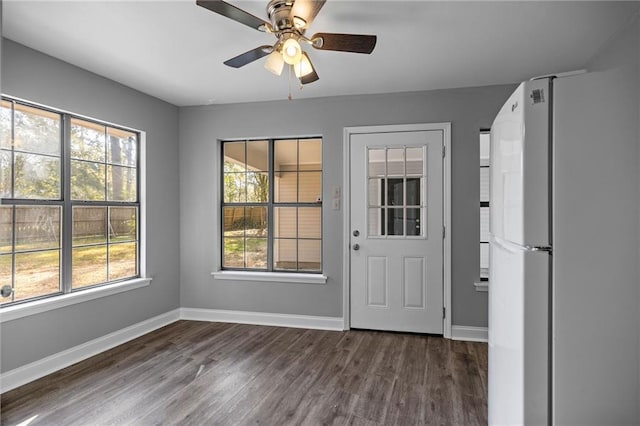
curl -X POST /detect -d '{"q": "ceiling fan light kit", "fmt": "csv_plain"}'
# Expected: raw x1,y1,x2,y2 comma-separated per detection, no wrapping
196,0,377,92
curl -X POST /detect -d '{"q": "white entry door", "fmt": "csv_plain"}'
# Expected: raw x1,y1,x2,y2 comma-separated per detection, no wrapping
349,129,444,334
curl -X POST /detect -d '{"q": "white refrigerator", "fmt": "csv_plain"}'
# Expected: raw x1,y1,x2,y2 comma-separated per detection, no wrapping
488,73,639,425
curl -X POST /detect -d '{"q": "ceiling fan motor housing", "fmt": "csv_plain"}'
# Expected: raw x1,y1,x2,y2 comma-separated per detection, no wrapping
267,0,295,32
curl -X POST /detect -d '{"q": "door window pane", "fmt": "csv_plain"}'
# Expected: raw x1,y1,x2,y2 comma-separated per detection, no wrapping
368,208,383,237
387,178,403,206
387,208,404,236
406,178,422,206
387,148,405,176
368,149,386,177
406,208,422,236
406,147,424,175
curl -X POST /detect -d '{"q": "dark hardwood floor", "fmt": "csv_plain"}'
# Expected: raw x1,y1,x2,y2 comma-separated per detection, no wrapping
0,321,487,425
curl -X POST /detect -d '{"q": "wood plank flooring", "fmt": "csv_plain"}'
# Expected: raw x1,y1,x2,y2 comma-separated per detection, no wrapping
0,321,487,425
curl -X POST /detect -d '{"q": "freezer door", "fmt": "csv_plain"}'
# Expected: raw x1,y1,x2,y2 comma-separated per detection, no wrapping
488,237,550,426
490,79,550,246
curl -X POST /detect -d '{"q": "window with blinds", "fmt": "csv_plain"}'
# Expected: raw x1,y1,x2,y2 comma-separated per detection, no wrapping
479,131,490,281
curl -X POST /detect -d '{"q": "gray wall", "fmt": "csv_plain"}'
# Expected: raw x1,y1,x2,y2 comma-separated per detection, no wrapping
551,15,639,424
179,85,516,327
0,40,181,372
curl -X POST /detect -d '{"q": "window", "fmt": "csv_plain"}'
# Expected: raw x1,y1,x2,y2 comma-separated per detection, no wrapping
479,130,490,282
1,98,140,306
222,138,322,273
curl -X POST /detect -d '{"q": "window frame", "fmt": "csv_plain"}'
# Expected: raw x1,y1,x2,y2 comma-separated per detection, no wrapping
220,137,323,274
1,96,144,308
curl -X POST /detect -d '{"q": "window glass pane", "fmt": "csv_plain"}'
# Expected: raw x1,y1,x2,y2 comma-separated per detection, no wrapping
274,207,296,238
406,147,423,176
480,168,490,203
0,149,11,197
14,103,60,156
406,208,422,236
0,254,11,304
71,160,105,201
480,207,490,242
72,245,107,288
109,207,137,242
247,172,269,203
107,127,137,167
387,148,404,177
275,172,297,203
274,238,296,270
14,152,61,199
298,239,321,272
299,171,321,203
387,178,403,206
245,207,267,238
107,165,137,201
274,139,297,172
1,101,12,150
73,207,107,246
406,178,422,206
224,173,246,203
223,237,244,268
70,119,105,162
368,149,385,177
480,132,491,166
15,206,61,251
109,242,137,281
299,138,322,171
223,206,245,238
15,250,60,301
246,238,267,269
246,140,268,172
480,243,490,272
387,208,404,236
368,208,382,237
368,178,382,207
224,141,246,173
0,207,12,254
298,208,321,239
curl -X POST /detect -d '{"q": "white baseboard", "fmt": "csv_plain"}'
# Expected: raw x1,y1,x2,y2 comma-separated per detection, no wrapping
180,308,344,331
0,309,181,393
451,325,488,342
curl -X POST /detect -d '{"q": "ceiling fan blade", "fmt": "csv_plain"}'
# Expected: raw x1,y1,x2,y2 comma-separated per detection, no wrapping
312,33,377,54
196,0,271,32
290,0,326,29
300,53,319,85
224,45,273,68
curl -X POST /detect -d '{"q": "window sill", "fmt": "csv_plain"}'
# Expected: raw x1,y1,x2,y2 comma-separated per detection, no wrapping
211,271,327,285
474,281,489,292
0,278,152,323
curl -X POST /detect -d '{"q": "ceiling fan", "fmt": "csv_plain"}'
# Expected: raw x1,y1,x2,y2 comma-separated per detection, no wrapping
196,0,377,85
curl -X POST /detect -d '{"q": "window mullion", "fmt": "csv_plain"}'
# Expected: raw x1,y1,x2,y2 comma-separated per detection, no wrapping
61,115,73,293
267,139,274,272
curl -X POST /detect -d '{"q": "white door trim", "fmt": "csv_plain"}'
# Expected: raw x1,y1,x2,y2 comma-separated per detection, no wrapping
342,123,452,338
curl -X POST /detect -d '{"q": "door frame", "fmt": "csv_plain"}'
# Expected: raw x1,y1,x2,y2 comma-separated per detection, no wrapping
342,123,452,338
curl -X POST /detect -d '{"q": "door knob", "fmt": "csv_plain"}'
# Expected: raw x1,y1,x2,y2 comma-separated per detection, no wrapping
352,243,360,251
352,230,360,237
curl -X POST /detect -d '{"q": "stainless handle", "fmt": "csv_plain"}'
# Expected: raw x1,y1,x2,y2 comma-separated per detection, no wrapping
352,243,360,251
1,285,12,298
352,230,360,237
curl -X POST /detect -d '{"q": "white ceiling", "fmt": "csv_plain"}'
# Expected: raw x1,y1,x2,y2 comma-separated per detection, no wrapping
3,1,638,106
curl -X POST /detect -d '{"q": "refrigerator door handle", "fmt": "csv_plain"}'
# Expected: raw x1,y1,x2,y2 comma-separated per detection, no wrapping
491,235,553,254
